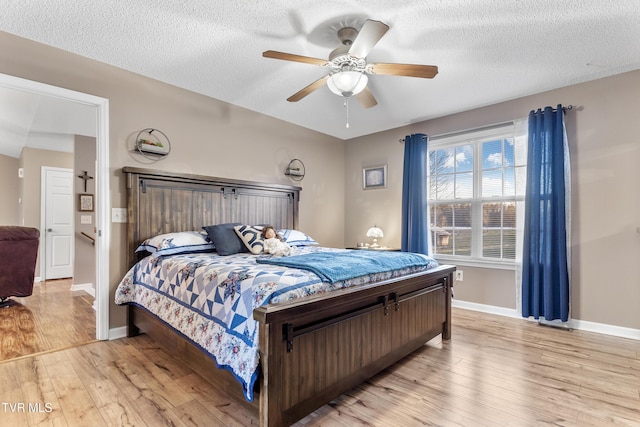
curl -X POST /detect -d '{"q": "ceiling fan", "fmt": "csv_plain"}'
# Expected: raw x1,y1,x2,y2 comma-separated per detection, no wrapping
263,19,438,109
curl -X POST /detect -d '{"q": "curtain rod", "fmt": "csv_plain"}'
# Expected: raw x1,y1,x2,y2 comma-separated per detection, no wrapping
398,134,427,144
533,104,574,114
398,121,513,144
531,104,573,114
398,104,574,144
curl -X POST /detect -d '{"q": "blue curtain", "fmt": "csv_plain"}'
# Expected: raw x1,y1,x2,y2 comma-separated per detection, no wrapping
401,133,430,254
522,105,570,321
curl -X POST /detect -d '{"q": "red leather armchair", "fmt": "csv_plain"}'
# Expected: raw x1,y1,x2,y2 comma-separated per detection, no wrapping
0,226,40,306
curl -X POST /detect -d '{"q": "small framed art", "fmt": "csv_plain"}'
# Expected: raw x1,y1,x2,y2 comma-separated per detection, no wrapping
79,193,94,212
363,164,387,190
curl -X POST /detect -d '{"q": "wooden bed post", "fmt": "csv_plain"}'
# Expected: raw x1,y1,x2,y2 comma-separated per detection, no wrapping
258,321,285,427
443,274,453,340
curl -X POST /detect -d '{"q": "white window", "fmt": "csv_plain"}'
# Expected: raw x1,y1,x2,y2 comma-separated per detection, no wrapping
428,124,526,268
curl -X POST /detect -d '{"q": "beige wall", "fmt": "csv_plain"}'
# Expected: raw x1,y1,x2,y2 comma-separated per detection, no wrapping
0,153,19,224
19,147,74,228
0,31,345,329
346,70,640,330
4,28,637,333
74,135,96,287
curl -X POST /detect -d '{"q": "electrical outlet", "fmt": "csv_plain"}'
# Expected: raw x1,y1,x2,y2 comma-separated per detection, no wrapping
111,208,127,223
455,270,464,281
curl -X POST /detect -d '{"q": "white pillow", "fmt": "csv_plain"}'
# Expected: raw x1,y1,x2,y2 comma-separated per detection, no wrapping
135,231,215,256
277,229,319,246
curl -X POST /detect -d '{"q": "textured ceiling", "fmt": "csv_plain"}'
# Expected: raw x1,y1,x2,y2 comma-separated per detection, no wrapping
1,1,640,141
0,86,96,158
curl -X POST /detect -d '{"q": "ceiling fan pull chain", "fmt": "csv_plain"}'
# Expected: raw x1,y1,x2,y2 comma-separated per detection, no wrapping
345,97,350,128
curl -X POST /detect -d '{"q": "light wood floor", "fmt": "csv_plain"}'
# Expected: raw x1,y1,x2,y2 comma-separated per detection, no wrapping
0,279,96,361
0,308,638,426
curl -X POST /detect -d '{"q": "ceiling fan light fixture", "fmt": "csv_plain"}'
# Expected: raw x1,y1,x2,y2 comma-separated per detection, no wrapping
327,70,368,97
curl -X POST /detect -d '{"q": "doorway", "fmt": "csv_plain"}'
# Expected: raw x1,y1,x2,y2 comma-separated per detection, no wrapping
41,167,74,280
0,72,110,341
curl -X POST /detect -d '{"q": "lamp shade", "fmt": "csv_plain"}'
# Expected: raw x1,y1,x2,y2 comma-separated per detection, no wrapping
327,70,368,97
366,226,383,238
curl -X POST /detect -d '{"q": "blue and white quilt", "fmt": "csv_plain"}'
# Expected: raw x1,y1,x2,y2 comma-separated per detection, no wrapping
114,246,438,401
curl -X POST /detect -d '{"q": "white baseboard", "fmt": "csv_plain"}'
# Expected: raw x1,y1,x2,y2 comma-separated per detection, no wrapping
571,319,640,341
109,326,128,340
106,300,639,342
452,299,520,319
452,299,640,341
70,282,95,298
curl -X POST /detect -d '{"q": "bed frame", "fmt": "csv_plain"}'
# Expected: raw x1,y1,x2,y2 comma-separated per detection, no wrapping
123,167,455,427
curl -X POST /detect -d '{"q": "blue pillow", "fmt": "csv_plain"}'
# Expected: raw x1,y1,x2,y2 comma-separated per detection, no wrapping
202,223,248,256
135,231,215,257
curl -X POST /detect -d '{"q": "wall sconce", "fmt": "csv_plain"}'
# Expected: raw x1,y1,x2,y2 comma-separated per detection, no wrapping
366,225,384,248
284,159,305,181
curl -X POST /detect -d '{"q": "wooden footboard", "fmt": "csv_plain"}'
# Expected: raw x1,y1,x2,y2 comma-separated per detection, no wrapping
254,265,454,427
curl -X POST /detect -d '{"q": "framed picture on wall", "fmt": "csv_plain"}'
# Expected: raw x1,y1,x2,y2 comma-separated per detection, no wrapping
79,193,94,212
363,164,387,190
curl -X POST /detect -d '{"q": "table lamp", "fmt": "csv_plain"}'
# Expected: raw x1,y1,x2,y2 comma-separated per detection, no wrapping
366,226,384,248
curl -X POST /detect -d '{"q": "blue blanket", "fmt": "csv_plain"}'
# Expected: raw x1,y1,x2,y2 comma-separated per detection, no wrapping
256,250,433,283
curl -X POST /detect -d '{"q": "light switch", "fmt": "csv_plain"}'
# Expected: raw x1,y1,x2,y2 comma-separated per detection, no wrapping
80,215,92,224
112,208,127,223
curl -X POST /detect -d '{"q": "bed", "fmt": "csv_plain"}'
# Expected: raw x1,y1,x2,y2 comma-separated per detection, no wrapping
118,166,455,427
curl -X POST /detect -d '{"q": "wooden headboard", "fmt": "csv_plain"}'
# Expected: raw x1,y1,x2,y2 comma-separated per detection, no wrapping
123,167,301,267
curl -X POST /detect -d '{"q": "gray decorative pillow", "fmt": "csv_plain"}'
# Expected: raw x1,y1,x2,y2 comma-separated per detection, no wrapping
234,225,265,254
202,223,247,256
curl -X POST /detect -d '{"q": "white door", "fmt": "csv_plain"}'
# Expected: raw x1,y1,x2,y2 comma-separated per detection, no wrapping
43,167,74,279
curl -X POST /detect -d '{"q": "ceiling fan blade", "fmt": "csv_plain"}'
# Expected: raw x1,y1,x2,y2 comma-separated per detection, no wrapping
356,87,377,109
263,50,328,66
348,20,389,59
368,63,439,78
287,75,329,102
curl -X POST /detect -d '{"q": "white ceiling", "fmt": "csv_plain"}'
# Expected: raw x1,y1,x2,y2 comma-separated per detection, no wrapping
1,1,640,142
0,86,96,158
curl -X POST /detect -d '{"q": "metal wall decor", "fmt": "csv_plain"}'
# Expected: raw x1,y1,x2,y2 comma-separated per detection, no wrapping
134,128,171,161
284,159,305,181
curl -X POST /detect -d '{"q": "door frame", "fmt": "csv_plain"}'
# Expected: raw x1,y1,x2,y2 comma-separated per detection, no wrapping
0,73,110,341
40,166,75,280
